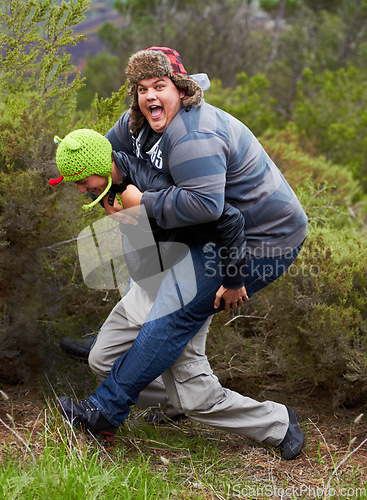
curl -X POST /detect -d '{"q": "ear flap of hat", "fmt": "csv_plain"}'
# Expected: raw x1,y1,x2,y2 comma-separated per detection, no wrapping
173,75,204,109
129,90,148,135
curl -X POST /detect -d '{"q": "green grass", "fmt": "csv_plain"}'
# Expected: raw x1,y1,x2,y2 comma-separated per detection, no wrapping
0,404,235,499
0,450,175,499
1,401,367,499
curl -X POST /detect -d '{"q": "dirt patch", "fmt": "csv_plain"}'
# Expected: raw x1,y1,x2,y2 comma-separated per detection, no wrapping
0,383,45,460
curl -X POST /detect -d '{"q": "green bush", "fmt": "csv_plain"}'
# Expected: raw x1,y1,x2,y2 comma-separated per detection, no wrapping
0,166,74,383
0,0,88,171
0,161,122,385
258,227,367,406
77,83,129,135
205,73,281,136
293,66,367,190
208,223,367,407
0,0,108,385
260,127,367,226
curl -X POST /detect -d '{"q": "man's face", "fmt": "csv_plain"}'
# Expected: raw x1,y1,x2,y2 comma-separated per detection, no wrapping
137,76,185,133
75,175,108,196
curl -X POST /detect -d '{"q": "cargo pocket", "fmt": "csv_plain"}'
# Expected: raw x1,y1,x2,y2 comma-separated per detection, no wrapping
172,359,223,414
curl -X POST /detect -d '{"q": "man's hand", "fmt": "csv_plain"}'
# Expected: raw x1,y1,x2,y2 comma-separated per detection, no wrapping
214,285,249,312
102,192,138,225
120,184,143,213
102,193,123,215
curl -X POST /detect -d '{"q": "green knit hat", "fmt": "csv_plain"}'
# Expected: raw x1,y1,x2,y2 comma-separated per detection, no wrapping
49,129,113,210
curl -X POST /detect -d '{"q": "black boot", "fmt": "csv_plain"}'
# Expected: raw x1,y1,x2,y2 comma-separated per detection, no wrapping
59,336,96,364
277,406,304,460
56,396,118,442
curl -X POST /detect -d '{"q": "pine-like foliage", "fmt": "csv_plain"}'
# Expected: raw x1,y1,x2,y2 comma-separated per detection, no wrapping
0,0,91,384
0,0,88,170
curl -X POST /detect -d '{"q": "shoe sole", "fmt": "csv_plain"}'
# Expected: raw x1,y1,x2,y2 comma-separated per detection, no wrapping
97,430,115,443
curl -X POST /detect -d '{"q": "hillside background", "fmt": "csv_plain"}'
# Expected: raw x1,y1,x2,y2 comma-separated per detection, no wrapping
68,1,124,73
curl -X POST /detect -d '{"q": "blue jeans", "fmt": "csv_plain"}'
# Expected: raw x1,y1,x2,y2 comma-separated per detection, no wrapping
90,242,302,427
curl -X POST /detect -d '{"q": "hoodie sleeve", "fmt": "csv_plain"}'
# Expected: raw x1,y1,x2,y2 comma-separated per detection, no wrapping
113,151,174,193
142,130,228,229
214,203,247,289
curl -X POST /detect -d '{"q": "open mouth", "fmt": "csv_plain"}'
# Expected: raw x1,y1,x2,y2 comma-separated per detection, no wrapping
149,105,163,118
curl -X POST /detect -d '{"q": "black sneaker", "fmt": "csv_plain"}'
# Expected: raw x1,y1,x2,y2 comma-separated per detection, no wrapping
56,396,118,442
278,406,304,460
59,336,96,364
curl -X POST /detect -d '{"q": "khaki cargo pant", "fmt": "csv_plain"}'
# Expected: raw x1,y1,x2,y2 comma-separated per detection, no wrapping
89,280,288,445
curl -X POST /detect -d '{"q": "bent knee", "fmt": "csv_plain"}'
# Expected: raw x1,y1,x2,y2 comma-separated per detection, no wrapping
88,344,111,380
172,360,225,414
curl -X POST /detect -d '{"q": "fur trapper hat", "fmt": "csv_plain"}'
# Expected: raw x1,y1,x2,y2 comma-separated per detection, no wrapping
126,46,204,134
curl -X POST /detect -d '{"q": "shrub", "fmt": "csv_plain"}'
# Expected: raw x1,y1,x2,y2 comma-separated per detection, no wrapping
205,73,281,136
208,224,367,407
0,0,88,170
0,161,122,385
0,0,105,385
293,66,367,190
257,227,367,406
0,166,76,383
260,127,367,226
77,83,129,135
